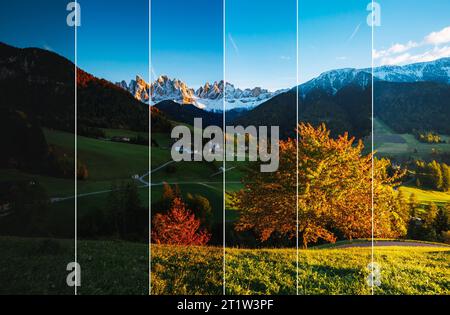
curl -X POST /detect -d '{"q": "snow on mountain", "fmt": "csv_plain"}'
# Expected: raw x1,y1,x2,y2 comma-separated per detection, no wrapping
299,57,450,97
299,69,372,97
118,58,450,109
369,57,450,83
116,76,285,111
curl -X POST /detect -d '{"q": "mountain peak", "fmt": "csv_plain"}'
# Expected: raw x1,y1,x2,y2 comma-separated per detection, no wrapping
299,57,450,97
116,75,284,111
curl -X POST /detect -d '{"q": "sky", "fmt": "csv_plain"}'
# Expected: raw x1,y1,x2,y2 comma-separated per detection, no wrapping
1,0,449,89
151,0,222,88
0,1,75,60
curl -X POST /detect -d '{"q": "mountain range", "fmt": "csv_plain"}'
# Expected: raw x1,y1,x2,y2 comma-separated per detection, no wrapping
1,40,449,143
298,57,450,97
117,58,450,115
116,75,287,111
236,58,450,139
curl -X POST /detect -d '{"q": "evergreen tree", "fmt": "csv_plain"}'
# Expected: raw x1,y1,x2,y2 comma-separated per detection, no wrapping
433,206,449,235
409,193,419,217
441,163,450,192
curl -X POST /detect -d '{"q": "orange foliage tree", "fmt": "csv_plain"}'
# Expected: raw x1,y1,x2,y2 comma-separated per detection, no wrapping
151,197,211,246
233,123,408,248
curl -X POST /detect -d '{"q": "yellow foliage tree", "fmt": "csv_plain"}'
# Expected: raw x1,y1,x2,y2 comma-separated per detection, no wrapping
234,123,408,248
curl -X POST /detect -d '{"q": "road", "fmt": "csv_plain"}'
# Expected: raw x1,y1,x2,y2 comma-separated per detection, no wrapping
49,160,242,203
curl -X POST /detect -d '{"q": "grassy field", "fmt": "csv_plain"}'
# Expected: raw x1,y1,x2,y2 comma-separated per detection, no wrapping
152,244,450,295
1,237,448,295
44,129,149,181
373,118,450,160
400,186,450,206
0,129,249,238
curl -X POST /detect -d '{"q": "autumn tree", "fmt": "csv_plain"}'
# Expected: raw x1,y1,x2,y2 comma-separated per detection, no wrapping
151,197,211,246
233,123,408,248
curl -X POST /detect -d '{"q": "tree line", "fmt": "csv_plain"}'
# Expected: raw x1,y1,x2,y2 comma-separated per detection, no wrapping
415,160,450,192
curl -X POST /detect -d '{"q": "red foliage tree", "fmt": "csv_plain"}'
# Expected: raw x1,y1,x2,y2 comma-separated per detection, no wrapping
151,198,211,246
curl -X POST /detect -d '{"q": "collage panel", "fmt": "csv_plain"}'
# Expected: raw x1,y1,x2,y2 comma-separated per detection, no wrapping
76,0,149,294
297,0,373,294
373,0,450,295
0,1,75,294
224,0,298,295
0,0,447,299
150,0,224,295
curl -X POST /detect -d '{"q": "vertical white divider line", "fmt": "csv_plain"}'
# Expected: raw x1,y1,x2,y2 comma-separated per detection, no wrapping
296,0,299,296
149,0,152,296
371,0,375,297
74,0,78,296
222,0,227,296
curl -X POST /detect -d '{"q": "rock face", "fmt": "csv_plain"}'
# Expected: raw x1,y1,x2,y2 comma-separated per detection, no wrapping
117,75,151,103
116,75,286,111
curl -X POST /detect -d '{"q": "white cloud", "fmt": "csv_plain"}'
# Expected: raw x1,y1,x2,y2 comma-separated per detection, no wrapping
425,26,450,45
280,55,291,60
336,56,347,60
374,26,450,65
410,45,450,62
380,46,450,65
373,41,418,60
388,41,419,54
380,53,412,65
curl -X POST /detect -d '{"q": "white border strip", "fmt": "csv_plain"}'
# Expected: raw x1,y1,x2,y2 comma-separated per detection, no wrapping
74,0,78,297
222,0,227,296
296,0,299,296
149,0,153,295
371,0,375,296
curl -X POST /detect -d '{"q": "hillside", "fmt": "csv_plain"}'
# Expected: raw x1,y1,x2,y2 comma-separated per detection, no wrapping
374,81,450,134
154,100,222,126
234,84,371,139
235,80,450,139
0,42,171,133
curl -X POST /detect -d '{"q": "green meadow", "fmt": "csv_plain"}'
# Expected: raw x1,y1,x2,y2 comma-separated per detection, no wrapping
1,237,448,295
373,118,450,160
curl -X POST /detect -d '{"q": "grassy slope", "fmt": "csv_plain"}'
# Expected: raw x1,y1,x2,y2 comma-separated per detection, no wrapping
1,237,448,295
400,186,450,206
373,118,450,206
153,245,450,295
373,118,450,159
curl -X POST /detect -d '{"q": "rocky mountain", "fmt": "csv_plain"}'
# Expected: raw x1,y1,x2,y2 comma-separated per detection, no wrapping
370,57,450,84
299,57,450,97
117,75,285,111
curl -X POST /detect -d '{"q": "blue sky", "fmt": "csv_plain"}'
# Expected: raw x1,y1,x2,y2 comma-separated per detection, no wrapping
299,0,372,83
77,0,149,83
225,0,296,90
1,0,449,89
374,0,450,66
0,1,75,59
151,0,222,88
